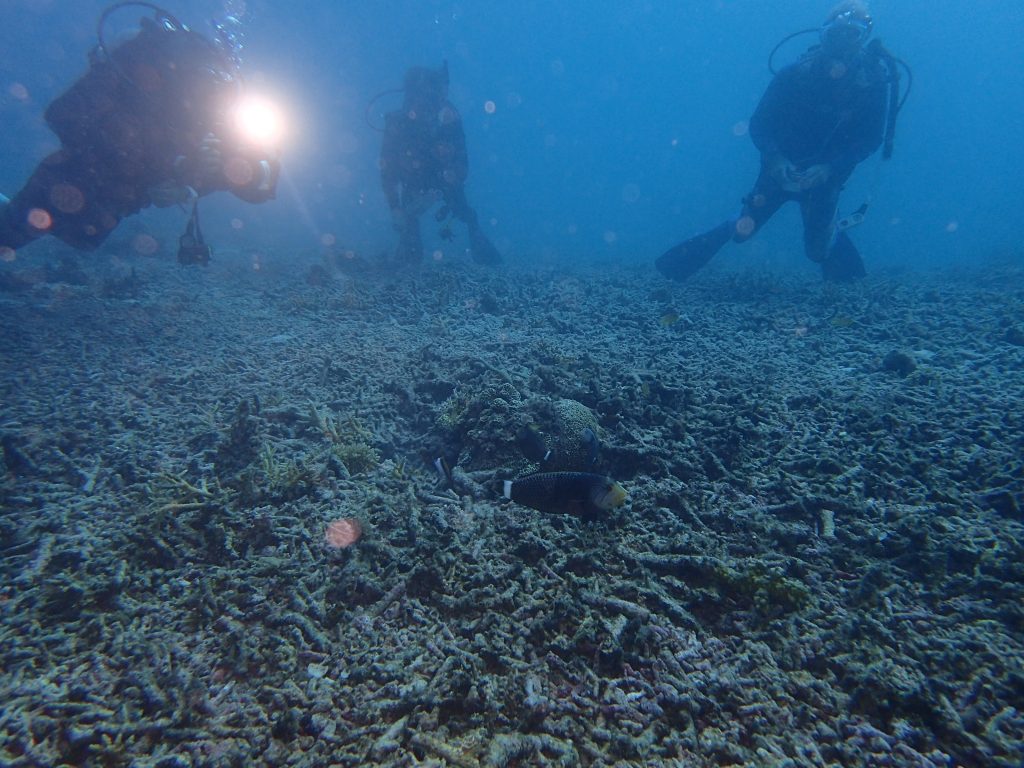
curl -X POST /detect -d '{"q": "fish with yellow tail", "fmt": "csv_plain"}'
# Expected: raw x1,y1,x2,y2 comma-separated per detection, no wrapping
503,471,627,519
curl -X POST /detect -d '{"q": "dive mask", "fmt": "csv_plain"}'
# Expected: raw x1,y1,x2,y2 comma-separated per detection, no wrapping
820,9,873,52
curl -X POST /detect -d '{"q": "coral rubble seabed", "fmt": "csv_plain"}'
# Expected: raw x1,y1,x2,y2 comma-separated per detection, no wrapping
1,252,1023,767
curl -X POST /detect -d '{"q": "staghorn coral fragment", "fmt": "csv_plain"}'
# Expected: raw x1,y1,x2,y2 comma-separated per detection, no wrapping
485,733,579,768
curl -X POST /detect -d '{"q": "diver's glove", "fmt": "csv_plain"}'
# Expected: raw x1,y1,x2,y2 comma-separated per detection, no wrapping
796,163,831,191
767,153,803,193
148,180,197,208
196,133,224,180
173,133,225,189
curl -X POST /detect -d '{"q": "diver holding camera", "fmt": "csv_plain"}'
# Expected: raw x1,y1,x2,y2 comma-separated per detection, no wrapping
0,2,280,264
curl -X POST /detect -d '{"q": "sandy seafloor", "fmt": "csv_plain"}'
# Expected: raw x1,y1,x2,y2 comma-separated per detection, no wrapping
0,245,1022,768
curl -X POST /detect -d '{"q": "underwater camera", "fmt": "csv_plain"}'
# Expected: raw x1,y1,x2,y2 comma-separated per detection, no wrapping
177,233,212,266
177,199,211,266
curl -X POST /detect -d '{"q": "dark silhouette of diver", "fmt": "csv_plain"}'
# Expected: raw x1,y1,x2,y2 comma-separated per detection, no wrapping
657,1,907,282
379,62,501,266
0,3,280,264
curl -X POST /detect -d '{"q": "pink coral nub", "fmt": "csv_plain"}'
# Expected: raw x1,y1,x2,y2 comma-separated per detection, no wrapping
325,518,362,549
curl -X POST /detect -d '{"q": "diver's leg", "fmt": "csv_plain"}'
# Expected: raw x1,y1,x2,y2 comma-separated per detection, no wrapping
656,170,789,281
445,186,478,228
733,169,789,243
396,210,423,263
2,152,114,253
0,160,60,252
446,186,501,265
801,181,865,280
0,199,32,254
800,181,843,263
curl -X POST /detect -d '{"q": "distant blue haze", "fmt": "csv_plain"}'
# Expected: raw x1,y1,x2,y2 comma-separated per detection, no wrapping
1,0,1021,274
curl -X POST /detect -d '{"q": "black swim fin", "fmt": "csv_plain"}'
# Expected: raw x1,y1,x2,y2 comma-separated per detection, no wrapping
469,226,502,266
821,230,866,282
656,221,733,281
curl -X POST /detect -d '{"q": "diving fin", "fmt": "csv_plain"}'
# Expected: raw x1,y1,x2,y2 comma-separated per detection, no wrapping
821,230,866,282
469,226,502,266
656,221,733,281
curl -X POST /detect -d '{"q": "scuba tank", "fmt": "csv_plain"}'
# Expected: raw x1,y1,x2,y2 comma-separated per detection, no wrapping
864,39,911,160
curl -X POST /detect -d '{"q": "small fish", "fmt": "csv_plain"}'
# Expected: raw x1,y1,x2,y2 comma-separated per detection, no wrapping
434,456,454,485
516,424,551,465
503,472,627,519
581,427,600,466
658,310,680,327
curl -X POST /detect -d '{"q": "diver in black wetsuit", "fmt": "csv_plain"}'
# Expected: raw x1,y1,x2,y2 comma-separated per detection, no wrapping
379,62,501,266
0,5,279,263
657,1,905,282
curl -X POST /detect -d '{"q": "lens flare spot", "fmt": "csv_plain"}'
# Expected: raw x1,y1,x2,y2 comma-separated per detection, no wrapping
621,183,641,204
945,221,959,233
433,106,451,127
49,183,85,214
732,121,749,137
131,233,159,255
483,100,496,114
735,216,756,237
231,218,244,230
8,82,29,102
27,208,52,231
320,233,336,247
325,518,362,549
603,230,618,245
0,247,16,263
432,250,444,262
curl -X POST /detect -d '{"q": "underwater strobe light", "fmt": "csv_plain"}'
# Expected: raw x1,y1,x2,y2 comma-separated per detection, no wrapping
233,95,286,148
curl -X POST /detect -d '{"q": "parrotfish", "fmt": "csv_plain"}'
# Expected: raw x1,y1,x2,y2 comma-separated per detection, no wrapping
503,472,627,519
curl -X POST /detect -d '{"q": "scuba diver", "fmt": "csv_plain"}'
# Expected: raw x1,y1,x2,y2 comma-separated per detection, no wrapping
657,1,908,282
0,3,280,264
378,62,502,266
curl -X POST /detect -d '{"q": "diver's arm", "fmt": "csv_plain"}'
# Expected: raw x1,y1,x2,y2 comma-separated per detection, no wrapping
179,133,279,202
825,79,888,177
432,112,468,189
749,70,793,161
750,71,807,188
223,152,280,203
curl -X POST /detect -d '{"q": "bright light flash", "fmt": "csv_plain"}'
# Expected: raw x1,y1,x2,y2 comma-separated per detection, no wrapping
234,95,285,147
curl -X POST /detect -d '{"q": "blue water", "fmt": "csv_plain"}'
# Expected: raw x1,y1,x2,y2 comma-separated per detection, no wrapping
1,0,1021,272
